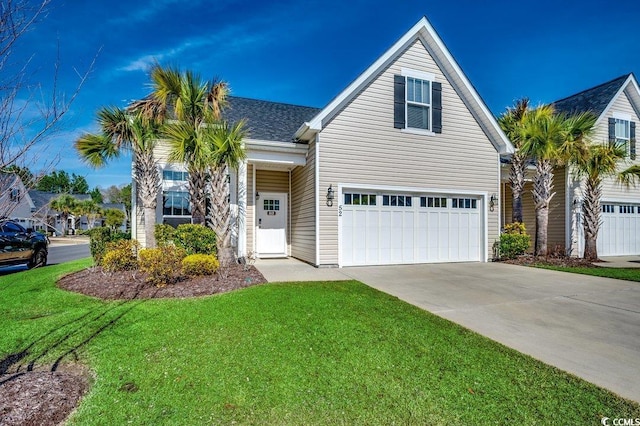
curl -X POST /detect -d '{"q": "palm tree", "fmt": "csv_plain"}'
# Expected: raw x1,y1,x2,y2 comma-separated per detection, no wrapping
137,64,229,226
520,107,596,256
498,98,531,223
208,120,247,262
75,107,161,247
572,142,640,260
50,194,77,236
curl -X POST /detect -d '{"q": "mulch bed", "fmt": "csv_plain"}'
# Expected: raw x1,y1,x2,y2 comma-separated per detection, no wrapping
0,366,90,426
1,264,267,425
57,263,267,300
500,254,598,268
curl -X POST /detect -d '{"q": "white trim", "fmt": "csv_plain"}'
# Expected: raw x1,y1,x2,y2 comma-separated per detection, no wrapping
339,182,488,196
337,182,489,266
596,75,635,127
315,136,320,266
401,128,436,137
252,164,256,255
296,16,514,155
565,166,572,255
238,161,247,258
401,68,435,81
613,111,632,121
288,170,292,256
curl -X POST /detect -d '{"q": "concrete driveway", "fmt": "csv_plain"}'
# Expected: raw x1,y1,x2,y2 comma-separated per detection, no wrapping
341,262,640,403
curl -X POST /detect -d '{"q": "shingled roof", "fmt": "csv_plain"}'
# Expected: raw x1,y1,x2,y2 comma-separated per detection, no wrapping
552,74,630,117
223,96,321,142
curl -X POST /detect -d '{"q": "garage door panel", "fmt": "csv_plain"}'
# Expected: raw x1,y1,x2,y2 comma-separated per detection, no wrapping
597,204,640,256
341,191,482,266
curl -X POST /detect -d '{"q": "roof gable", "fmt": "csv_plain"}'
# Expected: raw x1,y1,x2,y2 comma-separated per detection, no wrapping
295,16,513,154
552,73,640,125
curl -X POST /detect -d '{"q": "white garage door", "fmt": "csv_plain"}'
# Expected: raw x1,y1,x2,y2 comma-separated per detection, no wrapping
598,203,640,256
341,192,482,266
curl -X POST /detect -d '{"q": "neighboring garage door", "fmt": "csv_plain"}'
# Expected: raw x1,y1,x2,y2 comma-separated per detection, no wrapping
598,203,640,256
341,191,482,266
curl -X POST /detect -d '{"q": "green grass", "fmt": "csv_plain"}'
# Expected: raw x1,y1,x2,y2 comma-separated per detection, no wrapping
1,260,638,425
537,265,640,282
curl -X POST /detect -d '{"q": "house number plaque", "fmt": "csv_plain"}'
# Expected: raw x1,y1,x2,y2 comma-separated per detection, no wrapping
267,211,276,216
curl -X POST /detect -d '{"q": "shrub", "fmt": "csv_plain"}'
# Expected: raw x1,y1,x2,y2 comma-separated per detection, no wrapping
182,254,220,276
154,223,176,247
102,240,139,272
138,245,186,286
173,224,217,255
87,227,130,265
497,222,531,260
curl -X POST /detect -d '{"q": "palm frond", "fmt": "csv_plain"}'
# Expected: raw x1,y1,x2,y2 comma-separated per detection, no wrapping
618,164,640,187
75,133,119,167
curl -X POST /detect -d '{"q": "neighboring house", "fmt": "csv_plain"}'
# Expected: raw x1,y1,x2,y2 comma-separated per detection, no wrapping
133,16,514,266
0,173,36,221
501,73,640,257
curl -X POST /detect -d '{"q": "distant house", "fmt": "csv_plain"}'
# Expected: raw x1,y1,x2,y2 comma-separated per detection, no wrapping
501,74,640,256
133,16,514,266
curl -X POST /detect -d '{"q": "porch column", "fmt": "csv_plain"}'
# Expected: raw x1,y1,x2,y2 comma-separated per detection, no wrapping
237,160,247,258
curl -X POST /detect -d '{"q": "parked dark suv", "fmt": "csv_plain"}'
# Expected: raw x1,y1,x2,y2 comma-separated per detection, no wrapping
0,220,49,269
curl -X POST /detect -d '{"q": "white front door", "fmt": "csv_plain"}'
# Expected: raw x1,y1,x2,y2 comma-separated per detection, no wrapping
256,193,287,257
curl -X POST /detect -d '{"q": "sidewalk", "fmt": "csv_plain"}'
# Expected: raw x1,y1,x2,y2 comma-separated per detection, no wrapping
48,236,90,248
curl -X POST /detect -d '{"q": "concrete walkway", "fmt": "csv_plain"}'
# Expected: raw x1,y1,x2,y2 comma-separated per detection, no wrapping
255,258,640,403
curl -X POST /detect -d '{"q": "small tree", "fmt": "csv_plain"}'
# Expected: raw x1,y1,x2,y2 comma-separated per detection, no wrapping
50,194,78,236
105,208,126,231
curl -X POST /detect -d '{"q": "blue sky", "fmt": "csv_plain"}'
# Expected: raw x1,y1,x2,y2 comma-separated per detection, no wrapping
16,0,640,189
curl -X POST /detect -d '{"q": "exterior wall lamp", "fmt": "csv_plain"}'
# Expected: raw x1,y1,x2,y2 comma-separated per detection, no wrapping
326,185,335,207
489,193,498,212
255,192,260,200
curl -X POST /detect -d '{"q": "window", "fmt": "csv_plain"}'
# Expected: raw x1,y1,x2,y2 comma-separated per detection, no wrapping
620,205,635,214
263,199,280,211
421,196,447,208
382,195,412,207
394,71,442,133
163,191,190,216
406,77,431,130
452,198,477,209
344,193,376,206
602,204,615,213
162,170,189,181
9,188,20,202
615,118,631,156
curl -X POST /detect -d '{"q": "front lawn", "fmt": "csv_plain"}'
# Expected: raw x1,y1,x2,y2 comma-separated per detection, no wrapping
537,265,640,282
1,260,638,424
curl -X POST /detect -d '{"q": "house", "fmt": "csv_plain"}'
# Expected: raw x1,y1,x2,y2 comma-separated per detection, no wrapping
501,73,640,257
133,16,514,266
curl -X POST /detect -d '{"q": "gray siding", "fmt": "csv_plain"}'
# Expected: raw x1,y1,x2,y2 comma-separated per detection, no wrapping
317,39,501,265
291,139,316,264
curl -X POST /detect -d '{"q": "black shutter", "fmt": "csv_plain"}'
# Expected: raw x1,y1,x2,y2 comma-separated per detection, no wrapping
608,117,616,143
393,75,405,129
631,121,636,160
432,82,442,134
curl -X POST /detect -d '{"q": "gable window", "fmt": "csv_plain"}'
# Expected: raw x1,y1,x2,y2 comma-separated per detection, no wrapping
609,115,636,159
9,188,20,202
162,170,189,181
394,70,442,134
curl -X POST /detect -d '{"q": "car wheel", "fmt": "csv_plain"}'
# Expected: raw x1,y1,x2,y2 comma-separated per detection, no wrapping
28,248,47,269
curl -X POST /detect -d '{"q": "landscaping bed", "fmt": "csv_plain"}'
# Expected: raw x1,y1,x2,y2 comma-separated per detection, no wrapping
500,254,597,268
57,263,266,300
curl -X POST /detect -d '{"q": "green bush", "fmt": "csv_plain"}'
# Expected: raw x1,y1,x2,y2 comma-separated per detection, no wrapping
182,254,220,276
102,240,139,272
87,227,130,265
497,222,531,260
154,223,176,247
138,245,186,286
173,224,217,255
